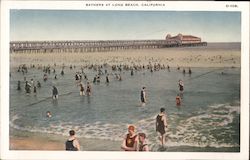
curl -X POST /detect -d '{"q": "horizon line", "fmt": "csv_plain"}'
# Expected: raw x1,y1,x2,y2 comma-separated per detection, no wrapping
9,40,241,43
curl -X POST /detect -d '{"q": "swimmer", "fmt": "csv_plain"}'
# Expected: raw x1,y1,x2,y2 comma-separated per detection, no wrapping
176,94,181,106
46,111,52,118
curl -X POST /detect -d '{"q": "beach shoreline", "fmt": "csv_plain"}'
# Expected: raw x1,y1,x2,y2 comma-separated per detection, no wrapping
10,128,240,152
10,46,241,68
10,128,121,151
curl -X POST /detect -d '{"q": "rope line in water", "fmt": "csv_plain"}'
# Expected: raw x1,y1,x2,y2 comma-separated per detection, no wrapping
187,68,225,82
23,92,73,107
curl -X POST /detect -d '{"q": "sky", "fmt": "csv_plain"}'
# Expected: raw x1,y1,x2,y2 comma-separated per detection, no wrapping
10,10,241,42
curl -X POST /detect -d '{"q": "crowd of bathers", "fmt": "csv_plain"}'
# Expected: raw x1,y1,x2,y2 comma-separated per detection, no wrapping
13,62,189,151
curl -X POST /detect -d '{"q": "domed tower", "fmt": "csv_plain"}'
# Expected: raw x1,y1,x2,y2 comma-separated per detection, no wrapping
166,34,171,40
177,33,183,40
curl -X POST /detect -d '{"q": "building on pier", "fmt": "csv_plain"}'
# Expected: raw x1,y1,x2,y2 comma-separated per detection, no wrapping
166,33,202,45
10,34,207,53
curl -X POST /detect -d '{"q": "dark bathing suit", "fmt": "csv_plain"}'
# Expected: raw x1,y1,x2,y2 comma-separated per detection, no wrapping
125,134,137,151
65,139,78,151
179,84,184,91
156,115,165,135
139,143,148,151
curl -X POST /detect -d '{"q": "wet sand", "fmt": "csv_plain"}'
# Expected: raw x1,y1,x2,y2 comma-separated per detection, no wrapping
10,128,121,151
10,129,239,152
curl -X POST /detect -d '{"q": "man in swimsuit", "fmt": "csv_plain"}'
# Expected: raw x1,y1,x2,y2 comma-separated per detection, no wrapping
138,133,149,151
121,125,138,151
65,130,80,151
156,108,168,147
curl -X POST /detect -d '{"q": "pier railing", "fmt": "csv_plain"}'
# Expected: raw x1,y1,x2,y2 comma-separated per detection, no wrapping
10,40,207,53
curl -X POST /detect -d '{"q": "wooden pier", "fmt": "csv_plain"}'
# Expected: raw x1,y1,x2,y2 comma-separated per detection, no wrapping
10,40,207,54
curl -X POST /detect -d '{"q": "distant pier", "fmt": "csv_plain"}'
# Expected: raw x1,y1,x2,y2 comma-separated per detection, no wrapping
10,34,207,53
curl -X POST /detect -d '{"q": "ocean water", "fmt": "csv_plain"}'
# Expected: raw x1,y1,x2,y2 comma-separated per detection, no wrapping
9,64,240,151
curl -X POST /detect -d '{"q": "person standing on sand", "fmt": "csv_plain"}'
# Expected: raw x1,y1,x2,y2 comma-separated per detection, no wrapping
156,108,168,147
140,87,146,107
121,125,139,151
65,130,80,151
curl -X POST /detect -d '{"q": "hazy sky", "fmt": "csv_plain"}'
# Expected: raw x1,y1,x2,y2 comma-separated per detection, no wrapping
10,10,241,42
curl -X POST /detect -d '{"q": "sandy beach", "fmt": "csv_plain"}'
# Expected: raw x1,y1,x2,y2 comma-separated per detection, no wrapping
10,44,241,69
10,128,121,151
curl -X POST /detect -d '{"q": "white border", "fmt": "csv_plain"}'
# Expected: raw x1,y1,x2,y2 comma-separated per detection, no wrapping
1,1,249,160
